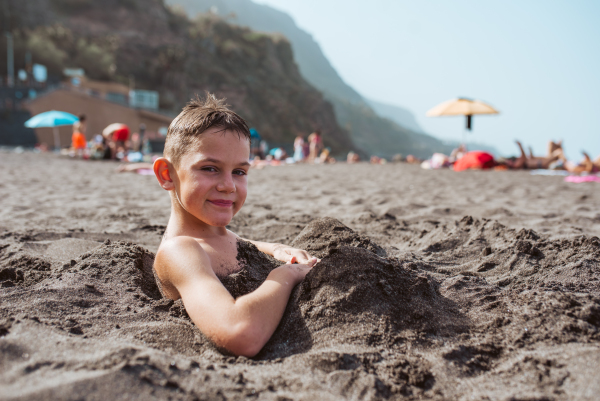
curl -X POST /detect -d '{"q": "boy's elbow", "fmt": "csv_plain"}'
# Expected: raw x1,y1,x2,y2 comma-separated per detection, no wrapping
229,342,262,358
221,322,265,357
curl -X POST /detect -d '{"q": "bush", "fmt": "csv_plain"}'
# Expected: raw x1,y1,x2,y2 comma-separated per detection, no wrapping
26,32,68,74
74,38,115,80
50,0,93,14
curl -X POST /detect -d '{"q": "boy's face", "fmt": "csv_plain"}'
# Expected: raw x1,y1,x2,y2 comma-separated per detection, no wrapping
173,128,250,227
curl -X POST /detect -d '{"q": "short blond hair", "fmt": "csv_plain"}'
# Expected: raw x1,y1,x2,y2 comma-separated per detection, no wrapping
164,93,250,166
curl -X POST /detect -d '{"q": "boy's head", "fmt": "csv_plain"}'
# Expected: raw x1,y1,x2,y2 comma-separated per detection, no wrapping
164,93,250,167
155,94,252,228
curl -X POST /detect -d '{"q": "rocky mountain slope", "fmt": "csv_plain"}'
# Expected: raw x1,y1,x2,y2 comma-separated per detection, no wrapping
1,0,354,153
367,98,425,133
167,0,455,158
167,0,364,105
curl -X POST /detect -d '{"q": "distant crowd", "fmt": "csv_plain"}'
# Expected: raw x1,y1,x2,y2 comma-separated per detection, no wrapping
60,115,599,176
249,130,336,168
408,141,600,174
61,114,151,163
63,116,338,168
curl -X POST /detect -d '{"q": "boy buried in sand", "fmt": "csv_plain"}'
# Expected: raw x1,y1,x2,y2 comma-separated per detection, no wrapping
152,94,319,357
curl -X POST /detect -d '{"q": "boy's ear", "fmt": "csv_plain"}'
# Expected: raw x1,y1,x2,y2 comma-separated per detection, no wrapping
154,158,175,190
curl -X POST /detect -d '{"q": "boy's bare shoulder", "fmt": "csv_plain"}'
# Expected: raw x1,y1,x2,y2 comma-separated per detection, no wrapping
156,236,211,271
154,236,214,299
158,235,203,252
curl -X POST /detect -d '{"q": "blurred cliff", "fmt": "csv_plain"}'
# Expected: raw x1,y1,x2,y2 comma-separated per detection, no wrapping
0,0,354,153
167,0,454,158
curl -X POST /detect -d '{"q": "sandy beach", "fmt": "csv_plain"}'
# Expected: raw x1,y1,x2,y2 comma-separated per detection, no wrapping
1,150,599,400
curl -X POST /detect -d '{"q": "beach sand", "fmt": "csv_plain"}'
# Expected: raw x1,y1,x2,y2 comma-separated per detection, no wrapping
1,151,599,400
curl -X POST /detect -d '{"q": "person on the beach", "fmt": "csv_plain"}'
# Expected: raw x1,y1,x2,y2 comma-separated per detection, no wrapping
319,148,336,164
308,130,323,163
152,94,319,357
506,140,563,169
405,154,422,164
449,144,467,163
562,152,600,174
71,114,87,152
347,151,360,164
293,135,305,162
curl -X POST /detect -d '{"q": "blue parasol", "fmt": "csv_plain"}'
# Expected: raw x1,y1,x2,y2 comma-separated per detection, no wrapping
24,110,79,149
249,128,261,139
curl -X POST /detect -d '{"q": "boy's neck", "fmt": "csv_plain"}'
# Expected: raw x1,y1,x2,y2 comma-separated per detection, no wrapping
165,205,228,240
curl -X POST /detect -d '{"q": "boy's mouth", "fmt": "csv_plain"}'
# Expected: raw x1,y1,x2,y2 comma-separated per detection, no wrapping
208,199,234,207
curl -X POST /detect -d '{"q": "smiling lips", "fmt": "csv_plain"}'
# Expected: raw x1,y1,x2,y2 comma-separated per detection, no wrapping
208,199,234,207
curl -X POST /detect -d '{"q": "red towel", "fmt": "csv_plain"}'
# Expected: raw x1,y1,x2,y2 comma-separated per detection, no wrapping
453,151,495,172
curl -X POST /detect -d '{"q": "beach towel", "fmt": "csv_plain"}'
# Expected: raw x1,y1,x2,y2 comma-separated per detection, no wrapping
530,169,570,176
564,175,600,183
453,151,495,172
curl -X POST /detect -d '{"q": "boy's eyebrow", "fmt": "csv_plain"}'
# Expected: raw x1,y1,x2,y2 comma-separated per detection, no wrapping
198,157,251,167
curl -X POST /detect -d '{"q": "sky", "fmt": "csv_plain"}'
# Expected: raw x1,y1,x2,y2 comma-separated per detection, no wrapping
256,0,600,159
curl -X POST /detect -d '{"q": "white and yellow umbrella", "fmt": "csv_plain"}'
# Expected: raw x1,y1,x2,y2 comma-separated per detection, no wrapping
426,97,499,131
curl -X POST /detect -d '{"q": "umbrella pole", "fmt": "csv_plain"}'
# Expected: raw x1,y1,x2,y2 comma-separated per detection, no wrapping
463,114,473,148
53,127,61,150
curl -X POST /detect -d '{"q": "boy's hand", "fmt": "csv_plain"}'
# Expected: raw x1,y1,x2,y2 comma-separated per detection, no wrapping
272,245,319,265
242,238,320,267
276,258,319,284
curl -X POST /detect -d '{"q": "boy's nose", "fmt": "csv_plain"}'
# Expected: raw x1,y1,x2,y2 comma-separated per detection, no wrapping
217,174,236,193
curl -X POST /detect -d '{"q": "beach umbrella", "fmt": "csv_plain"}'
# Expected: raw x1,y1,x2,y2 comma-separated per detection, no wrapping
426,98,499,143
102,123,129,138
250,128,261,139
24,110,79,149
249,128,261,154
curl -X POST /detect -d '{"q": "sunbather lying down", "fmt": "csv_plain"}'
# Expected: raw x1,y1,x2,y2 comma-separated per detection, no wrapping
563,152,600,174
504,140,564,169
503,140,599,173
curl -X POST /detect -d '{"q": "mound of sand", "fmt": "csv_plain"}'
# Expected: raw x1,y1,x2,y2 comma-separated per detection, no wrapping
222,217,466,360
3,214,599,400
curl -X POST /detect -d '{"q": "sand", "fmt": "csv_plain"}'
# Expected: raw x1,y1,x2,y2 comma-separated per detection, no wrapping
1,150,599,400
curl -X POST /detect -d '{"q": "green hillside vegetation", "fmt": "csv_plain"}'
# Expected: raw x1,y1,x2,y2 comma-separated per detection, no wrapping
167,0,455,158
1,0,354,154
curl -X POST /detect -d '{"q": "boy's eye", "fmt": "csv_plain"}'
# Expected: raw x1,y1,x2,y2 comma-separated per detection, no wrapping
201,166,218,172
233,169,247,176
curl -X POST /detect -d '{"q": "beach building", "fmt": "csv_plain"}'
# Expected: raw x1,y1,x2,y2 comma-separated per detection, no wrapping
24,83,172,148
0,74,49,147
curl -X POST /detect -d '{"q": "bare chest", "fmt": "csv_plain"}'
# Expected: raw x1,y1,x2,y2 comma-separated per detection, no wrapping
201,239,242,278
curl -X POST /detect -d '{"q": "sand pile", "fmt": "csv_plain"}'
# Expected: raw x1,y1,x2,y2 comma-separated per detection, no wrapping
2,214,599,400
221,218,465,359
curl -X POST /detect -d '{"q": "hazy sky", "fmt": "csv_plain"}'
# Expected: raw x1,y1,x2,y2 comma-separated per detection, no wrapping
257,0,600,159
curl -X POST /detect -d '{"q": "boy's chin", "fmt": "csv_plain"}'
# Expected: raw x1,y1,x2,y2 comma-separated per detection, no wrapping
211,221,231,228
205,216,233,227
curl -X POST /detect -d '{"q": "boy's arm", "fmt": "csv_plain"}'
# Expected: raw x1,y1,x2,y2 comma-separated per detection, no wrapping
156,236,315,357
242,238,318,264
